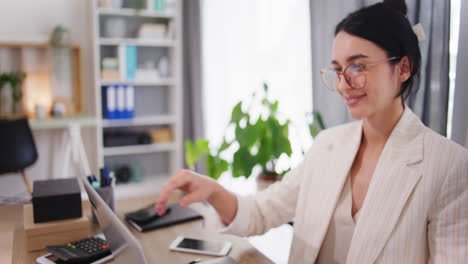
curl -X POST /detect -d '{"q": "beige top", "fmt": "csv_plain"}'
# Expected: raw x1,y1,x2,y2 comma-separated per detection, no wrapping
222,107,468,263
316,176,360,264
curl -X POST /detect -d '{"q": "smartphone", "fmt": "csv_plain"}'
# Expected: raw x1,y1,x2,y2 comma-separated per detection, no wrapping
169,236,232,256
125,203,171,224
36,253,114,264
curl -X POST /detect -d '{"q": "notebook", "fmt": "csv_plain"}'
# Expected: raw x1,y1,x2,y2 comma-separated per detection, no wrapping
125,204,203,232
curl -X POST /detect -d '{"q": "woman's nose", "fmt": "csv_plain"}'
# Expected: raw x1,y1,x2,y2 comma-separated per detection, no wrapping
336,75,353,93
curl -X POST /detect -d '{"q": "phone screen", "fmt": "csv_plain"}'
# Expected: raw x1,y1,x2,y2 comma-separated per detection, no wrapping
176,238,225,253
45,254,67,264
133,204,157,218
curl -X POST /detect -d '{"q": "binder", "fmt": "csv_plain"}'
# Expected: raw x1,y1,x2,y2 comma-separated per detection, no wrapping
126,45,137,80
118,45,126,80
104,85,117,119
125,85,135,119
116,85,126,119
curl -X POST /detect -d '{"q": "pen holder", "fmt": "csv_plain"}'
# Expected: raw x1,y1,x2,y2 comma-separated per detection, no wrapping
91,185,115,224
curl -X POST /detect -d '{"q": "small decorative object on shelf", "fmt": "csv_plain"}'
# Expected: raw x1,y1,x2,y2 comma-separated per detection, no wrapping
101,57,120,80
148,127,172,143
35,104,47,120
138,23,167,39
99,0,122,8
136,61,159,81
51,101,66,117
50,25,71,47
157,56,170,77
104,17,126,38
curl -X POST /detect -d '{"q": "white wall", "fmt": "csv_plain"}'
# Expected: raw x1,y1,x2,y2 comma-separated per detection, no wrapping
451,0,468,148
0,0,98,188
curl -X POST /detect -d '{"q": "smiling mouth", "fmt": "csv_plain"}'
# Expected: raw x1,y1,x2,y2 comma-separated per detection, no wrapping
344,94,366,106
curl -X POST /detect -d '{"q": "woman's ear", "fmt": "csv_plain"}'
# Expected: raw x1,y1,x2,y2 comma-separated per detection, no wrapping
398,56,411,83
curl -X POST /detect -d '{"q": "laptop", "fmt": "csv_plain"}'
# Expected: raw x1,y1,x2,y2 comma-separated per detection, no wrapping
80,174,147,264
81,175,237,264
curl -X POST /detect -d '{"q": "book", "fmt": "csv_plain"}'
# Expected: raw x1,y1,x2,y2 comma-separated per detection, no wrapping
126,45,137,80
125,203,203,232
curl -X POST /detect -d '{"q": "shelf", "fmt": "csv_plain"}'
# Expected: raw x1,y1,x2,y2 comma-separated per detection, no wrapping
100,38,174,47
103,142,176,156
102,115,176,127
98,8,175,18
29,115,97,130
100,79,175,86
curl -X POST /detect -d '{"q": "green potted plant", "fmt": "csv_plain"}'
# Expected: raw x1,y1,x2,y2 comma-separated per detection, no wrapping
0,72,26,115
307,111,326,138
185,83,293,190
50,25,71,47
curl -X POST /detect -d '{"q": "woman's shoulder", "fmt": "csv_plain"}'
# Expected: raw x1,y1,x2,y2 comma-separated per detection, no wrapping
422,127,468,170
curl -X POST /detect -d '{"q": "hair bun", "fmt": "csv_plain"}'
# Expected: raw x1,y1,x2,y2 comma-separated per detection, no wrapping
383,0,408,15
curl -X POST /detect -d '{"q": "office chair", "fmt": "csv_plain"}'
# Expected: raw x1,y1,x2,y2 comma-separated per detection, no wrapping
0,118,38,194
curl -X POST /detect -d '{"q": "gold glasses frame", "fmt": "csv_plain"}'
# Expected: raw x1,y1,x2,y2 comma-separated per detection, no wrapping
320,56,399,91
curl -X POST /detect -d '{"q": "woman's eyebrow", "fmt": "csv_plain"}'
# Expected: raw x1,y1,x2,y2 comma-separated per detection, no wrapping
331,54,369,65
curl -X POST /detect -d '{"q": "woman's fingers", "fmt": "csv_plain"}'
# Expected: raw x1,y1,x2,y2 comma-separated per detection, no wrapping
179,190,205,208
156,172,190,214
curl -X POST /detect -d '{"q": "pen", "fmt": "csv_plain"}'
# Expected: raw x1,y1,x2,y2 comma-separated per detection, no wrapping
100,168,105,186
103,166,110,186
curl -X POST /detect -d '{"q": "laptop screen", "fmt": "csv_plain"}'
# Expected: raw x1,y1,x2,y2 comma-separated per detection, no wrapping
81,175,147,264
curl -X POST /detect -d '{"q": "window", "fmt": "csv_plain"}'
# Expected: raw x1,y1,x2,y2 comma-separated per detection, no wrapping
202,0,312,194
447,0,462,137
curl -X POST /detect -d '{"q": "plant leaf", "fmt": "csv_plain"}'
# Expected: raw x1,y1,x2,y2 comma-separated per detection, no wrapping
184,139,209,169
230,102,244,124
184,140,196,169
206,154,228,180
232,148,256,178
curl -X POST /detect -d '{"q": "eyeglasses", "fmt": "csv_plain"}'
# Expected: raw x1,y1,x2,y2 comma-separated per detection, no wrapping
320,57,399,91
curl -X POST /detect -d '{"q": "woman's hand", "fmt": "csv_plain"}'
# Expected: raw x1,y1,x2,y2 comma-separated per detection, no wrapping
155,169,238,225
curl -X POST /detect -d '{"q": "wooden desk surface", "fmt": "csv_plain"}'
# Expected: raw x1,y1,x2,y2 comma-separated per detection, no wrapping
0,194,273,264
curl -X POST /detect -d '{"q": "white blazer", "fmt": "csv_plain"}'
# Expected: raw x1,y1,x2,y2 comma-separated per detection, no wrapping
222,107,468,263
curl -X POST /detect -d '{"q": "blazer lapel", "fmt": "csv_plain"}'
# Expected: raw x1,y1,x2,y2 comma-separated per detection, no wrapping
346,107,426,263
299,121,362,262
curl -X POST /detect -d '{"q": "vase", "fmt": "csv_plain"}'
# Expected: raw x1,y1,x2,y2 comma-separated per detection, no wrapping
256,172,281,192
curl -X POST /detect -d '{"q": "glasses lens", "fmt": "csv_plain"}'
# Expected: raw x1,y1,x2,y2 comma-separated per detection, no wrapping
321,70,339,91
345,64,366,89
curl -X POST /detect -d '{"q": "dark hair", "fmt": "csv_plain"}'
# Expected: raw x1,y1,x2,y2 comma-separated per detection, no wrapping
335,0,421,101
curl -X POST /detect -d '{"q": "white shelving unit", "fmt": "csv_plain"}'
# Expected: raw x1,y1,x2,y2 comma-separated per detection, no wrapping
98,8,176,18
103,142,176,156
99,38,175,47
102,114,175,127
100,78,175,86
91,0,183,198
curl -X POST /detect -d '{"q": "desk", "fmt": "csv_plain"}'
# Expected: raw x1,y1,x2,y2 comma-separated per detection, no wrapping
0,194,273,264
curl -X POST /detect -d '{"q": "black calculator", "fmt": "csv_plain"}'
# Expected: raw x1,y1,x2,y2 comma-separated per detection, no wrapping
46,235,111,264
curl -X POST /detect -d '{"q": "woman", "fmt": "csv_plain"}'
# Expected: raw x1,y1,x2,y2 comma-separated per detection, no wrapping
156,0,468,263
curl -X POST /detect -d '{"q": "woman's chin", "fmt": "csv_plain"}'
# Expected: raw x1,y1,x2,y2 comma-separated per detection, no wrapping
347,105,368,120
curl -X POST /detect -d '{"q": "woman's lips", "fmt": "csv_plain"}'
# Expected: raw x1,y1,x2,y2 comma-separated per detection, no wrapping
345,94,366,106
